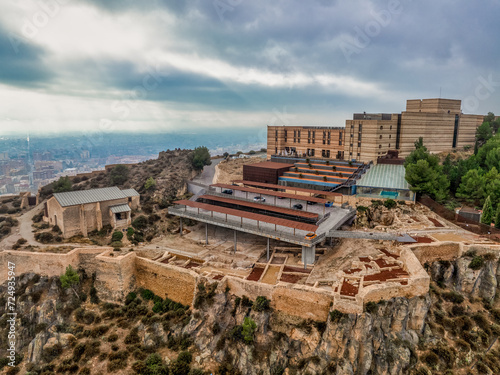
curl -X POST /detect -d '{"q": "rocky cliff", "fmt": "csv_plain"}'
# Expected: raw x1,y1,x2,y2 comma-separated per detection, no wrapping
1,250,499,375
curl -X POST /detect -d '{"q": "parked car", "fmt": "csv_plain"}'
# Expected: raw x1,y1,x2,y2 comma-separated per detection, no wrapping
253,196,266,202
307,201,317,205
222,189,233,194
324,201,333,207
305,232,317,240
293,203,303,210
277,196,286,199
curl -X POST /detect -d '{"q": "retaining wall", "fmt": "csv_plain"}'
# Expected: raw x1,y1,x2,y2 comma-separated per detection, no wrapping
135,257,198,306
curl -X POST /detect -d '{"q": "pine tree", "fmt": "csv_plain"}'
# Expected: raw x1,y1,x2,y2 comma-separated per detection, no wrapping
495,204,500,229
481,195,494,225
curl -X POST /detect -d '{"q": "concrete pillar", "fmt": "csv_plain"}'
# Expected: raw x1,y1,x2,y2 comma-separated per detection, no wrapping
266,237,270,261
179,217,183,236
205,223,208,245
301,245,316,268
234,230,237,253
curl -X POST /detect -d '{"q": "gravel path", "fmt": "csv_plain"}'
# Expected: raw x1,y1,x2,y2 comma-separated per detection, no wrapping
0,203,44,249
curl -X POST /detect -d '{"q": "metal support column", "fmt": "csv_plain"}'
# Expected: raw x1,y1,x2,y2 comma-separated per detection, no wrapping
179,218,183,236
234,230,237,253
302,246,307,269
266,237,270,261
205,223,208,245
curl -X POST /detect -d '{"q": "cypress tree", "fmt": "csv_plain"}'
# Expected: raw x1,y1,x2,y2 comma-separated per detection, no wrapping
495,204,500,229
481,195,494,225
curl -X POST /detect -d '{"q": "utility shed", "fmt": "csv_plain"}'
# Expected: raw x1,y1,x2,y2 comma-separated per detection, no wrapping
355,164,415,201
242,161,294,184
44,187,140,238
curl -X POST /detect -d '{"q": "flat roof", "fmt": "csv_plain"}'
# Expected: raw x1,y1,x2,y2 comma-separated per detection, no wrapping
173,200,318,232
244,161,294,169
199,194,318,219
295,162,358,171
211,184,328,204
234,180,342,197
356,164,410,190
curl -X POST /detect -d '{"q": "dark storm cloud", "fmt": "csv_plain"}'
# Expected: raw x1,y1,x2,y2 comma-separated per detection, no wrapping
0,26,53,87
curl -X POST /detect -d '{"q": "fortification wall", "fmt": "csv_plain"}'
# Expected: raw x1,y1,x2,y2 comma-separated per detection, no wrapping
272,284,333,321
224,276,274,300
410,241,462,263
0,248,107,282
135,257,198,306
95,250,136,302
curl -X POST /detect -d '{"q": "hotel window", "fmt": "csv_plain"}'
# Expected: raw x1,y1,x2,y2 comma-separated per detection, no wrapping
323,139,326,145
350,134,353,138
275,147,277,154
294,130,296,137
308,130,311,138
312,138,315,144
351,124,354,128
358,133,362,141
308,139,311,144
388,144,391,148
379,145,382,148
312,131,315,138
359,124,362,131
380,126,383,130
327,140,330,145
358,142,361,147
389,135,392,139
379,135,382,139
357,153,360,157
284,130,287,137
390,125,392,130
328,132,331,139
275,130,278,136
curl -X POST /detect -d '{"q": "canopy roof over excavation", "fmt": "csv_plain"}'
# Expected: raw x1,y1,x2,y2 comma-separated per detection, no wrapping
211,184,328,204
199,194,319,219
234,180,342,198
173,199,319,232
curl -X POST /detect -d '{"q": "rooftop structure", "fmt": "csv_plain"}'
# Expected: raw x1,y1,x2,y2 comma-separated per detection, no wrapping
355,164,414,201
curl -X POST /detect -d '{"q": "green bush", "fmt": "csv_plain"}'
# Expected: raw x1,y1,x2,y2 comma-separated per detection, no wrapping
330,309,346,323
132,216,148,230
111,231,124,242
110,165,129,186
383,199,397,209
141,289,155,300
252,296,270,312
442,291,464,304
35,231,54,243
190,146,211,170
469,256,485,270
241,317,257,344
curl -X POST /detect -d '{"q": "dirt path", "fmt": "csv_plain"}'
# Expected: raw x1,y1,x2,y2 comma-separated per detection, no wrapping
0,203,44,250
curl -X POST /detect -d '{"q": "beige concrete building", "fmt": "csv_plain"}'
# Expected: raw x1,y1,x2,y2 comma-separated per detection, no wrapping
267,98,484,163
44,187,140,238
267,126,345,160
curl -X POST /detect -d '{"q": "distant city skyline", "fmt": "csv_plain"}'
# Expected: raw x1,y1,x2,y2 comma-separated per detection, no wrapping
1,0,499,136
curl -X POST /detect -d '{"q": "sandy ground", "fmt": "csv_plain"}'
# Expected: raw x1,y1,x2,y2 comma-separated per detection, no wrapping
213,155,266,184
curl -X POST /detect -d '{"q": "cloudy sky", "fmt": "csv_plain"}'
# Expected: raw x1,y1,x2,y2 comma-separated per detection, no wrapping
0,0,499,136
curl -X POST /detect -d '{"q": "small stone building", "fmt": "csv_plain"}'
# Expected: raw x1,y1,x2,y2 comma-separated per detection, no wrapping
44,187,140,238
